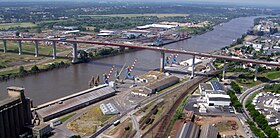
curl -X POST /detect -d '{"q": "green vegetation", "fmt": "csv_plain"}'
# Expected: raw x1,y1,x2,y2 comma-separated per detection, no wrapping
246,92,279,138
265,71,280,80
227,90,242,112
69,135,81,138
263,83,280,93
1,42,68,55
60,113,76,123
230,81,241,94
177,25,213,35
247,121,266,138
0,61,70,82
0,22,36,30
168,96,189,134
81,13,189,18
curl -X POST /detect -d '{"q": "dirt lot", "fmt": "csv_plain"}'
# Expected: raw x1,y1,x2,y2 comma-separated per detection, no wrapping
67,106,116,136
195,116,247,138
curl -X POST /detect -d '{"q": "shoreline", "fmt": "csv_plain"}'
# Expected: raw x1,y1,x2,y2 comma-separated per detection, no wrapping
0,16,256,83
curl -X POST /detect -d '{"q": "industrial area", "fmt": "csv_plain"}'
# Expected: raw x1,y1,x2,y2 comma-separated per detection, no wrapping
1,1,280,138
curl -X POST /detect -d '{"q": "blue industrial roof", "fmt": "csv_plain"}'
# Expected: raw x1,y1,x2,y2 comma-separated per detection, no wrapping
210,80,224,91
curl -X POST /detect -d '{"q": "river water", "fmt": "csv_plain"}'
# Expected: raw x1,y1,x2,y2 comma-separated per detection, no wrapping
0,16,255,105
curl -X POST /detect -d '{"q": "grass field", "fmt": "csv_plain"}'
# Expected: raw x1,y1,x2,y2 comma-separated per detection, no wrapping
81,13,189,18
67,106,116,136
0,22,36,30
265,71,280,80
60,113,76,123
0,41,68,55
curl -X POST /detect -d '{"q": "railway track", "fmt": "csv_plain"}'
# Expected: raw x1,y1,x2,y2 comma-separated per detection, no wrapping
141,76,211,138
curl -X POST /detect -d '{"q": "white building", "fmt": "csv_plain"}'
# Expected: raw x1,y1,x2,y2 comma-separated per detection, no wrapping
198,80,231,106
206,94,231,106
252,43,263,51
137,24,177,30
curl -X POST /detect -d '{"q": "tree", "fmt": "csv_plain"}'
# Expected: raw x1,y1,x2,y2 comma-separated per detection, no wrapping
31,65,40,73
78,50,89,62
19,66,26,75
94,27,100,33
15,31,20,37
69,135,81,138
230,81,241,93
36,28,42,33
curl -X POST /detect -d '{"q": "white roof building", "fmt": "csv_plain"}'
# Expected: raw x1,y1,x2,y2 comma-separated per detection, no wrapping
137,24,177,29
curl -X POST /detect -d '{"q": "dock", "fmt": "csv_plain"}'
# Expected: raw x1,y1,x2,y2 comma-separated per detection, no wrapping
35,84,116,122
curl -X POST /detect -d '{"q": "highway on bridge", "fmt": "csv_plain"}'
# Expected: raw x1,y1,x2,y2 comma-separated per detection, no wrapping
1,37,280,67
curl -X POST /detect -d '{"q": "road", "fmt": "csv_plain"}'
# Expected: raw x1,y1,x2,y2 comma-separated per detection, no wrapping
238,83,266,120
91,76,203,138
237,78,280,138
1,37,280,67
131,114,140,138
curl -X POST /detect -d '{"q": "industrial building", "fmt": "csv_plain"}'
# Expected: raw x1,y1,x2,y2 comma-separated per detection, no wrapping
131,88,151,97
176,121,200,138
199,124,219,138
32,123,52,138
100,102,120,115
199,80,231,106
137,24,177,30
133,75,180,97
36,85,115,122
0,87,33,138
145,76,180,94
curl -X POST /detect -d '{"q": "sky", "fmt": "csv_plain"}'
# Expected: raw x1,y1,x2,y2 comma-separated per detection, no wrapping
185,0,280,6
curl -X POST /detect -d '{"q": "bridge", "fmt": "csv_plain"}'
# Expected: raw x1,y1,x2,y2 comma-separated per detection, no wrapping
1,37,280,81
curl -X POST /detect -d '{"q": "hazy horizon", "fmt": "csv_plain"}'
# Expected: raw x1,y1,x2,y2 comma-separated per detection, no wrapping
0,0,280,8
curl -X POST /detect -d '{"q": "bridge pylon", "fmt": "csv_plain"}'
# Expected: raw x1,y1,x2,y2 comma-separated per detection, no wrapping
52,41,57,59
18,40,22,55
160,51,165,72
222,60,227,80
191,55,195,78
72,43,78,63
254,65,259,82
35,41,39,57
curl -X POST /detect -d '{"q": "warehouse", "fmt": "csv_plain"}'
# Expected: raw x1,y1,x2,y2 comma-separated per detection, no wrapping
145,76,180,94
100,102,120,115
36,85,115,122
176,121,200,138
199,124,219,138
199,83,214,96
199,80,231,106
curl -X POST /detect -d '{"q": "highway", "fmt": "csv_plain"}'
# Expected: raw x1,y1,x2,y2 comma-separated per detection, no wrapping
1,37,280,67
238,84,266,120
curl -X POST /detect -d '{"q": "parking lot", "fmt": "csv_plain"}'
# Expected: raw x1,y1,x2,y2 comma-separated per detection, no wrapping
253,92,280,126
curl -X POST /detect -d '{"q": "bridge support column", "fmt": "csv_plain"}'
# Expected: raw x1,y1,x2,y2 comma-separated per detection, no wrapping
191,55,195,78
254,65,259,82
52,41,56,59
160,51,165,72
18,40,22,55
222,60,227,80
34,41,39,57
3,40,7,53
119,46,125,53
72,43,78,63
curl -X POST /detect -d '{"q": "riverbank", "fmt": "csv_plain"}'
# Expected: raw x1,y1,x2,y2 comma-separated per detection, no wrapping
0,16,257,104
0,61,70,82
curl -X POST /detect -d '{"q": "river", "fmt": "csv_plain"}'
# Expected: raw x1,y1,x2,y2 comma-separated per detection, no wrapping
0,16,255,105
